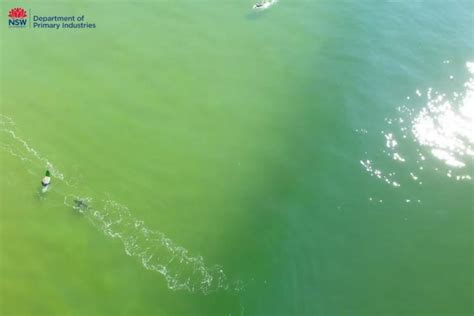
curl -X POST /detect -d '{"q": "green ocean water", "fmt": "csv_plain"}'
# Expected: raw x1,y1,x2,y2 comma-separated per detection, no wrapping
1,1,473,315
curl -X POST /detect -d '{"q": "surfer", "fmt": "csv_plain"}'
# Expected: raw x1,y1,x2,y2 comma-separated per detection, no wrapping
41,170,51,190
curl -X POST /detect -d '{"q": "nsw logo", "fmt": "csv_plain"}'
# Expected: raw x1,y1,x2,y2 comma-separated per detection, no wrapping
8,7,28,28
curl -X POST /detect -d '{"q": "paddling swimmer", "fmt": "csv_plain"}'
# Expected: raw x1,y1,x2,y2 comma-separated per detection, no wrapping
41,170,51,190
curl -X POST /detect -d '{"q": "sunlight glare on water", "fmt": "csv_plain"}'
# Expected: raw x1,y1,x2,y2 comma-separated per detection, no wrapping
360,61,474,192
412,62,474,169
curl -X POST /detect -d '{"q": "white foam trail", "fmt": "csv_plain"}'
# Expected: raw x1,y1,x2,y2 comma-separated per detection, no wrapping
0,114,69,185
64,195,241,294
0,114,242,294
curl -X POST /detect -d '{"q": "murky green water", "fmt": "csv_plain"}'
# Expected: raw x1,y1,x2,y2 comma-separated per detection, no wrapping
1,1,473,315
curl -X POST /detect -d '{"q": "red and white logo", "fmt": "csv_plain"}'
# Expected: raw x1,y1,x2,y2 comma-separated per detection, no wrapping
8,7,28,27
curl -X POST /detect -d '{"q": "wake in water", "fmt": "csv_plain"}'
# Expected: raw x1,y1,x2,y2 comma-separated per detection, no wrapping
358,61,474,195
64,195,239,293
0,115,243,294
0,115,69,184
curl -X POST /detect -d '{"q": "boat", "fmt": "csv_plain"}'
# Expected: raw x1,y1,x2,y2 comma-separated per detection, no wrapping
253,0,278,10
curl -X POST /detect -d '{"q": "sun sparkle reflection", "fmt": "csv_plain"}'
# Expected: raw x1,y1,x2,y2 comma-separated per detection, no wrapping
358,61,474,201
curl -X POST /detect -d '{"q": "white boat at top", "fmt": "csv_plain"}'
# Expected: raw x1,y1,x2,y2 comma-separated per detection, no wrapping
253,0,278,10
